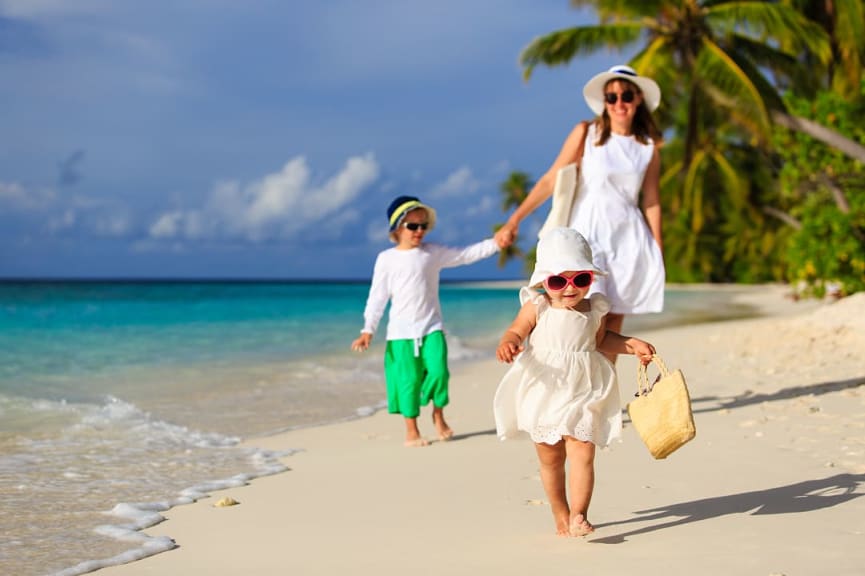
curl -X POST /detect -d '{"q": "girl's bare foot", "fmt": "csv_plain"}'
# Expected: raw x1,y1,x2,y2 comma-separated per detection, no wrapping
555,513,571,536
569,513,594,537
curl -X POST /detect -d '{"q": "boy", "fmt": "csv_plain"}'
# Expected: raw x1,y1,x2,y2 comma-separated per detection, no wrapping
351,195,502,446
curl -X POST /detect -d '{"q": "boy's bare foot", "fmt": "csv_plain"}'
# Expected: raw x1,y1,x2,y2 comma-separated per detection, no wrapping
432,409,453,441
569,513,594,537
404,437,430,448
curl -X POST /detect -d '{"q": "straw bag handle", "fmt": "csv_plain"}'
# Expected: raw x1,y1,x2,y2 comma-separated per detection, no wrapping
636,354,671,397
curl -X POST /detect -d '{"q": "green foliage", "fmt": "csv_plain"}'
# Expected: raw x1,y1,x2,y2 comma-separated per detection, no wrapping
785,194,865,297
775,83,865,297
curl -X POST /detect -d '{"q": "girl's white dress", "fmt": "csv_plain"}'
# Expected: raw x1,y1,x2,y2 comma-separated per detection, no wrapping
569,123,665,315
493,291,622,447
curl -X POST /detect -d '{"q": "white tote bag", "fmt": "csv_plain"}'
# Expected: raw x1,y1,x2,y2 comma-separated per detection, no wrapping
538,163,578,238
538,121,588,238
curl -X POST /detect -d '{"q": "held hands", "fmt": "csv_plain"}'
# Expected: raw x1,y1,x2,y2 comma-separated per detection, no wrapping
351,332,372,352
494,223,518,249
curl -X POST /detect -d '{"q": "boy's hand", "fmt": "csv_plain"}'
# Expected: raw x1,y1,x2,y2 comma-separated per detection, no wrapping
496,341,524,363
351,333,372,352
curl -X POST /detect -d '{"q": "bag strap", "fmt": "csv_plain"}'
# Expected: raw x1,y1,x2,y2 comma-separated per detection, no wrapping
575,121,589,169
636,354,670,396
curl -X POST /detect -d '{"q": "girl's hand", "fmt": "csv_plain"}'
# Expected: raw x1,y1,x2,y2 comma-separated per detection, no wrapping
627,338,656,365
496,341,524,363
351,333,372,352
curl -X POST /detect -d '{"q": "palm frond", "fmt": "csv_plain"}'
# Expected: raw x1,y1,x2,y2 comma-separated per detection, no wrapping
832,0,865,97
727,34,816,98
696,38,772,142
710,149,747,211
707,2,831,64
683,149,707,231
520,24,644,80
570,0,666,22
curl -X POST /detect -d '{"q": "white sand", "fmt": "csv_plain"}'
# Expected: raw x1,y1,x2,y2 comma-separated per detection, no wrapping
100,289,865,576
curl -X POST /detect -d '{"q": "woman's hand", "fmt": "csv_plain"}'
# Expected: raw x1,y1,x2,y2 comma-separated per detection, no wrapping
494,223,518,248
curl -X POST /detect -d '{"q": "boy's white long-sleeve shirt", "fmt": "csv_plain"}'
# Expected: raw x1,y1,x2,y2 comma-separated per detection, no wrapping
361,238,499,340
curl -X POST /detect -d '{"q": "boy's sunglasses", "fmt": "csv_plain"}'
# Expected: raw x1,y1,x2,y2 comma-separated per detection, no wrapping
402,221,429,231
604,90,635,105
544,271,594,291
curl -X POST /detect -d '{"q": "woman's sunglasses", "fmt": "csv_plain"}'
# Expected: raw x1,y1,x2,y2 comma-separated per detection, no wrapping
402,221,429,231
544,271,594,291
604,90,635,105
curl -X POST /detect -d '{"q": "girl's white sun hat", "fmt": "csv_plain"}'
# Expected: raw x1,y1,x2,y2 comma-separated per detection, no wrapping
528,227,607,289
583,65,661,116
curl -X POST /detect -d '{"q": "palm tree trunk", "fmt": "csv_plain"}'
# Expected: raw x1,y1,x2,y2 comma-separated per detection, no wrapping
772,111,865,163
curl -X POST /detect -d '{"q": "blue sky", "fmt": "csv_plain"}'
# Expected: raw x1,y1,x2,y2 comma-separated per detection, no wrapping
0,1,627,280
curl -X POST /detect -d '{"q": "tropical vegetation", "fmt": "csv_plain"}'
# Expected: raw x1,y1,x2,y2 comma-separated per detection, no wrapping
497,0,865,296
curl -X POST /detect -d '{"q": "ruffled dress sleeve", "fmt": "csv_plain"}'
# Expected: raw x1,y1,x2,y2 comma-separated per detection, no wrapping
518,286,548,309
590,292,611,318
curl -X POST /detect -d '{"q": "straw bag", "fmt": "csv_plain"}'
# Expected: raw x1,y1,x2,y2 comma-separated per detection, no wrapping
627,355,696,459
538,122,588,238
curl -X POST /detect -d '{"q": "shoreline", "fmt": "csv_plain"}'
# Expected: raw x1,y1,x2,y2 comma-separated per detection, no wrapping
93,288,865,576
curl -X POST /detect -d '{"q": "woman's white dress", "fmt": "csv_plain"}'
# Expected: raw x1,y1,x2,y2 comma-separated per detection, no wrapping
493,292,622,447
569,123,665,314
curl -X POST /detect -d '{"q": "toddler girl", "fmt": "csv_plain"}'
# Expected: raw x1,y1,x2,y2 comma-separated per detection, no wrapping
493,227,655,536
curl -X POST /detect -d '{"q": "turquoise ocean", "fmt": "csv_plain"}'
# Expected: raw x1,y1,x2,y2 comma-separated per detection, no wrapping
0,281,757,575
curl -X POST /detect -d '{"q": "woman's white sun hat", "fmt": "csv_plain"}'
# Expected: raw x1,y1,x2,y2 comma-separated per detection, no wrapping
583,64,661,116
528,227,607,289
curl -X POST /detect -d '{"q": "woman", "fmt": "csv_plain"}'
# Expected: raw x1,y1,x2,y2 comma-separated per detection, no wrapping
495,65,664,362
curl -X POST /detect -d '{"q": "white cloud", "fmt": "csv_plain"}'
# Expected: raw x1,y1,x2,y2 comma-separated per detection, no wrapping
0,181,57,210
149,153,380,243
428,166,480,199
465,194,496,216
149,211,182,239
0,0,111,19
92,213,131,237
47,209,76,231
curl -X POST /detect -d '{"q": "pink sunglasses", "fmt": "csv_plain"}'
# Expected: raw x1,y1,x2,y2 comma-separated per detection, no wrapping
544,271,594,291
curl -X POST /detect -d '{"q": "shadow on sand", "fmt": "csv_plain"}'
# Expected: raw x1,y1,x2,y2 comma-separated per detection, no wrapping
448,428,497,442
623,376,864,425
591,473,865,544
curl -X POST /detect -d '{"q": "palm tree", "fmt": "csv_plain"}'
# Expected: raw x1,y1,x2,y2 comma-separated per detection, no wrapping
771,0,865,162
790,0,865,100
494,171,533,268
500,171,532,211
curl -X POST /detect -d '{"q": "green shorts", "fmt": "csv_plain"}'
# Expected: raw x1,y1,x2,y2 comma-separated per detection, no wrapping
384,330,449,418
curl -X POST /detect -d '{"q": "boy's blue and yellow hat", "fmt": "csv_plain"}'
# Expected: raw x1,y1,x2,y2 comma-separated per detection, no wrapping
386,195,437,232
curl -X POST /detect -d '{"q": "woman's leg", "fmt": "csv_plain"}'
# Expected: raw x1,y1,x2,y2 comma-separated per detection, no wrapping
534,441,570,535
565,437,596,536
602,312,625,364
